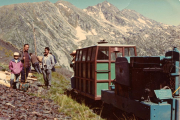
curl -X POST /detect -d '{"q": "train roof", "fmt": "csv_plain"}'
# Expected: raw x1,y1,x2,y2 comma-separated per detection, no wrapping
77,44,136,50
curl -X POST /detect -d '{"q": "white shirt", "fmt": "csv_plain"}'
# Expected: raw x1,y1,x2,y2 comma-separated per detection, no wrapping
15,60,18,63
44,55,48,65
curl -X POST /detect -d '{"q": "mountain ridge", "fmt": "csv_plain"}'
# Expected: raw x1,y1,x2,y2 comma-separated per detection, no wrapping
0,0,179,70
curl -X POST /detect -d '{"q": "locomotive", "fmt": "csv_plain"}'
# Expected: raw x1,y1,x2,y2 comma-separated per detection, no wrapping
70,41,180,120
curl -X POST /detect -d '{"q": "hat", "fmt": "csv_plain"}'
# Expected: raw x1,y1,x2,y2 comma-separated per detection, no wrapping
14,52,19,56
70,50,76,56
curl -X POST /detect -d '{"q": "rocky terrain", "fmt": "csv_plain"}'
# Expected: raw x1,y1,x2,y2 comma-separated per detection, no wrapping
0,0,179,70
0,84,71,120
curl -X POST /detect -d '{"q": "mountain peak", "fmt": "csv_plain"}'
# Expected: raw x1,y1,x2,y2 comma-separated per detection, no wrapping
99,1,112,7
102,1,111,5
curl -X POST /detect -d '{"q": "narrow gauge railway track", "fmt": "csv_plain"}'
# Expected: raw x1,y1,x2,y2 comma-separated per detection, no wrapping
67,90,140,120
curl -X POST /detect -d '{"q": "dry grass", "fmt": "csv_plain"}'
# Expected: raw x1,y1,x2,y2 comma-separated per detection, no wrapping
0,45,13,57
0,63,9,71
34,71,103,120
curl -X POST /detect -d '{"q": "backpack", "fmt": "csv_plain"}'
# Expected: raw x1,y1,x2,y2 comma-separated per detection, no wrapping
19,82,30,92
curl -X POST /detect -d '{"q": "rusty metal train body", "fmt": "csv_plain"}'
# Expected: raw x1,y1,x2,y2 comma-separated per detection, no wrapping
70,42,180,120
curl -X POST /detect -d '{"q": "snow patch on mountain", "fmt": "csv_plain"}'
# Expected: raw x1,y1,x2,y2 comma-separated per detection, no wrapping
75,26,87,41
92,29,97,35
58,3,68,9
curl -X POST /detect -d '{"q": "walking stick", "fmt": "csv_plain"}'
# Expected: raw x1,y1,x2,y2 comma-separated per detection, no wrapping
22,46,26,83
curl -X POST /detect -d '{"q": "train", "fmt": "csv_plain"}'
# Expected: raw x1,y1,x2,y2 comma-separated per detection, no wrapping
70,40,180,120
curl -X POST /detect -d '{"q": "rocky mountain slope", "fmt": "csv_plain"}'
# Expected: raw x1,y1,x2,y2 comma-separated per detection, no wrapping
83,1,180,55
0,0,179,70
0,39,19,65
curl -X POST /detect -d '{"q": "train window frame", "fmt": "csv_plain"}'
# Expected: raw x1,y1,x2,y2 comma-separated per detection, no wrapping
78,50,82,61
116,52,123,57
97,47,109,60
82,49,87,61
111,52,116,61
91,47,96,61
110,47,123,60
87,47,92,61
76,50,79,61
124,47,135,57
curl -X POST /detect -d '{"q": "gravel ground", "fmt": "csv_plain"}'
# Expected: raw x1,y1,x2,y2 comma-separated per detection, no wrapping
0,83,71,120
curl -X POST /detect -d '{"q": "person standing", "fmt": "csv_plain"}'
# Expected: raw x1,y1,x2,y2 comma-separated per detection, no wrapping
9,52,23,89
42,47,55,89
20,44,31,83
30,53,42,74
50,52,57,72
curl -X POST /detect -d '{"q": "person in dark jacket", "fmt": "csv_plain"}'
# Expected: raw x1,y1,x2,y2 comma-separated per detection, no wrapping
50,52,57,72
19,44,31,83
30,53,42,74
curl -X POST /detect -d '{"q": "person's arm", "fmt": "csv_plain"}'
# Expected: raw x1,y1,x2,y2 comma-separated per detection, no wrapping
20,62,23,72
42,57,44,69
9,61,13,71
19,51,25,61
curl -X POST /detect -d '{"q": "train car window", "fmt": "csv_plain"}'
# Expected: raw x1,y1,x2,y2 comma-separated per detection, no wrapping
76,50,79,61
124,48,129,56
82,49,87,61
111,52,116,60
117,52,123,57
97,47,109,60
129,48,135,56
78,50,82,61
124,47,135,56
91,47,96,61
87,48,92,61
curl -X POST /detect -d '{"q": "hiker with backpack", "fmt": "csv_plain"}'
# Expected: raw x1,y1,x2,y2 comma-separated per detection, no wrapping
30,53,42,74
42,47,55,89
9,52,23,89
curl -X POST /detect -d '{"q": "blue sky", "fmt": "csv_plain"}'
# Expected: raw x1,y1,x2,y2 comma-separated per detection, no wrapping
0,0,180,26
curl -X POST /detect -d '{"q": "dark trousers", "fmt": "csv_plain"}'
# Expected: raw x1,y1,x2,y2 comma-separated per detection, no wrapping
21,66,30,82
42,68,52,86
52,66,56,72
10,74,20,89
33,62,42,74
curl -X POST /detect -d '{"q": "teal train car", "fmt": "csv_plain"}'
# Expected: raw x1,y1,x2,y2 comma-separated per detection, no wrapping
71,41,180,120
101,47,180,120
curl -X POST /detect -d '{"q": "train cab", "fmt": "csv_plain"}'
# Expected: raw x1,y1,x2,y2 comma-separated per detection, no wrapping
72,43,137,100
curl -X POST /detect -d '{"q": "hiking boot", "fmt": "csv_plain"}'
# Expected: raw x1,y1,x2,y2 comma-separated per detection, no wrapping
43,86,48,89
47,85,51,89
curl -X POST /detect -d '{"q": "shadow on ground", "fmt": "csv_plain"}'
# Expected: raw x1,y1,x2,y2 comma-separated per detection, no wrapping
66,90,139,120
